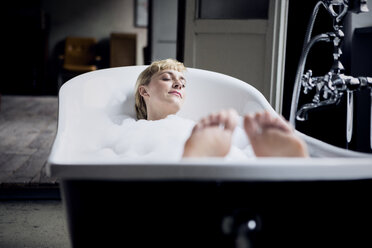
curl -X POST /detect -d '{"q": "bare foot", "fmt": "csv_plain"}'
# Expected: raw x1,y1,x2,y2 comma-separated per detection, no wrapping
183,109,238,157
243,111,308,157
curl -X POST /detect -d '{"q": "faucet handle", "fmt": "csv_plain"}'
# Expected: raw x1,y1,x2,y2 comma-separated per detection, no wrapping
302,70,313,94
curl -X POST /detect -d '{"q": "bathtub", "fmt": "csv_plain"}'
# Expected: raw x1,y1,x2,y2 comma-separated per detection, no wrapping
48,66,372,247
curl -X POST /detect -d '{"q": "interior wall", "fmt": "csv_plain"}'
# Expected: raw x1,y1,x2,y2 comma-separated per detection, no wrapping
42,0,147,65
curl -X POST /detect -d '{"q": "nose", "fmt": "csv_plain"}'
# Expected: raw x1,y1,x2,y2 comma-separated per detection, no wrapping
172,79,182,89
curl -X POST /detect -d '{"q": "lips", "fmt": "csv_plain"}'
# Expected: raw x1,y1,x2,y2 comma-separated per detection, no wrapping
169,91,182,98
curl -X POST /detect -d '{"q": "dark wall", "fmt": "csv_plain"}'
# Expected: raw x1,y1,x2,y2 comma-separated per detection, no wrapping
2,1,51,95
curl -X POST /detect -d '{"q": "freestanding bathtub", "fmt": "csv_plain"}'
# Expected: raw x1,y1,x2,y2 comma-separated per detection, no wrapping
48,66,372,248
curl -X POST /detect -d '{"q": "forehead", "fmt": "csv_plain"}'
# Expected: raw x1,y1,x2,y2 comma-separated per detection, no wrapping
155,69,185,79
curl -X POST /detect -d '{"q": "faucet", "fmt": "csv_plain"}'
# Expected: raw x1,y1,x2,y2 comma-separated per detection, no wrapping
289,0,371,149
296,72,372,121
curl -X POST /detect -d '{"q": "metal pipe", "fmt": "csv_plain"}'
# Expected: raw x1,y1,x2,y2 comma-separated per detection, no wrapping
289,34,331,126
346,91,353,145
296,94,340,121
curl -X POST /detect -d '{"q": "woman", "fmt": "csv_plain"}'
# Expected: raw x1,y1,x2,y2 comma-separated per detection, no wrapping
134,59,308,158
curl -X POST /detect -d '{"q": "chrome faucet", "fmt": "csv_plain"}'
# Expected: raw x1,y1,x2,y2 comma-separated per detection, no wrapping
289,0,371,149
296,72,372,121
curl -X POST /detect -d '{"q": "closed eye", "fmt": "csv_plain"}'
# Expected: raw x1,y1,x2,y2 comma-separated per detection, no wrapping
159,72,186,86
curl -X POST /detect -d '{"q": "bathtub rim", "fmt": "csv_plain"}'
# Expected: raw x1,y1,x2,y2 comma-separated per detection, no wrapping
47,157,372,182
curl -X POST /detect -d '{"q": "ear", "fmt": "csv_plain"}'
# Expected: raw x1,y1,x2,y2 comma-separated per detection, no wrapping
139,85,150,97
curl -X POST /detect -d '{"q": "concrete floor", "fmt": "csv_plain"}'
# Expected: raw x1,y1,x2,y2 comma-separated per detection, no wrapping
0,200,70,248
0,96,58,185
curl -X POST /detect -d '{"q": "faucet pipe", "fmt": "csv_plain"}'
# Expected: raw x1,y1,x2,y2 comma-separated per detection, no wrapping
302,1,327,50
290,0,352,126
289,1,329,126
296,94,341,121
289,0,370,150
289,33,332,126
296,73,372,121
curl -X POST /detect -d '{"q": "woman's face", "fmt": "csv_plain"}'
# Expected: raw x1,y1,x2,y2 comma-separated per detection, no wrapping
141,69,186,119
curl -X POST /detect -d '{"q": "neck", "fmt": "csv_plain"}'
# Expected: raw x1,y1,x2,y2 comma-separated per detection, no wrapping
147,113,168,121
147,108,173,121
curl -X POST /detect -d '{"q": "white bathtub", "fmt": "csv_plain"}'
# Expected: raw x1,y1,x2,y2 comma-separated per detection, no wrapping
48,66,372,247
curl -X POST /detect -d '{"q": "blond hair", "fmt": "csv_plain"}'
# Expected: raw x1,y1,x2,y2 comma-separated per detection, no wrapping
134,59,186,120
